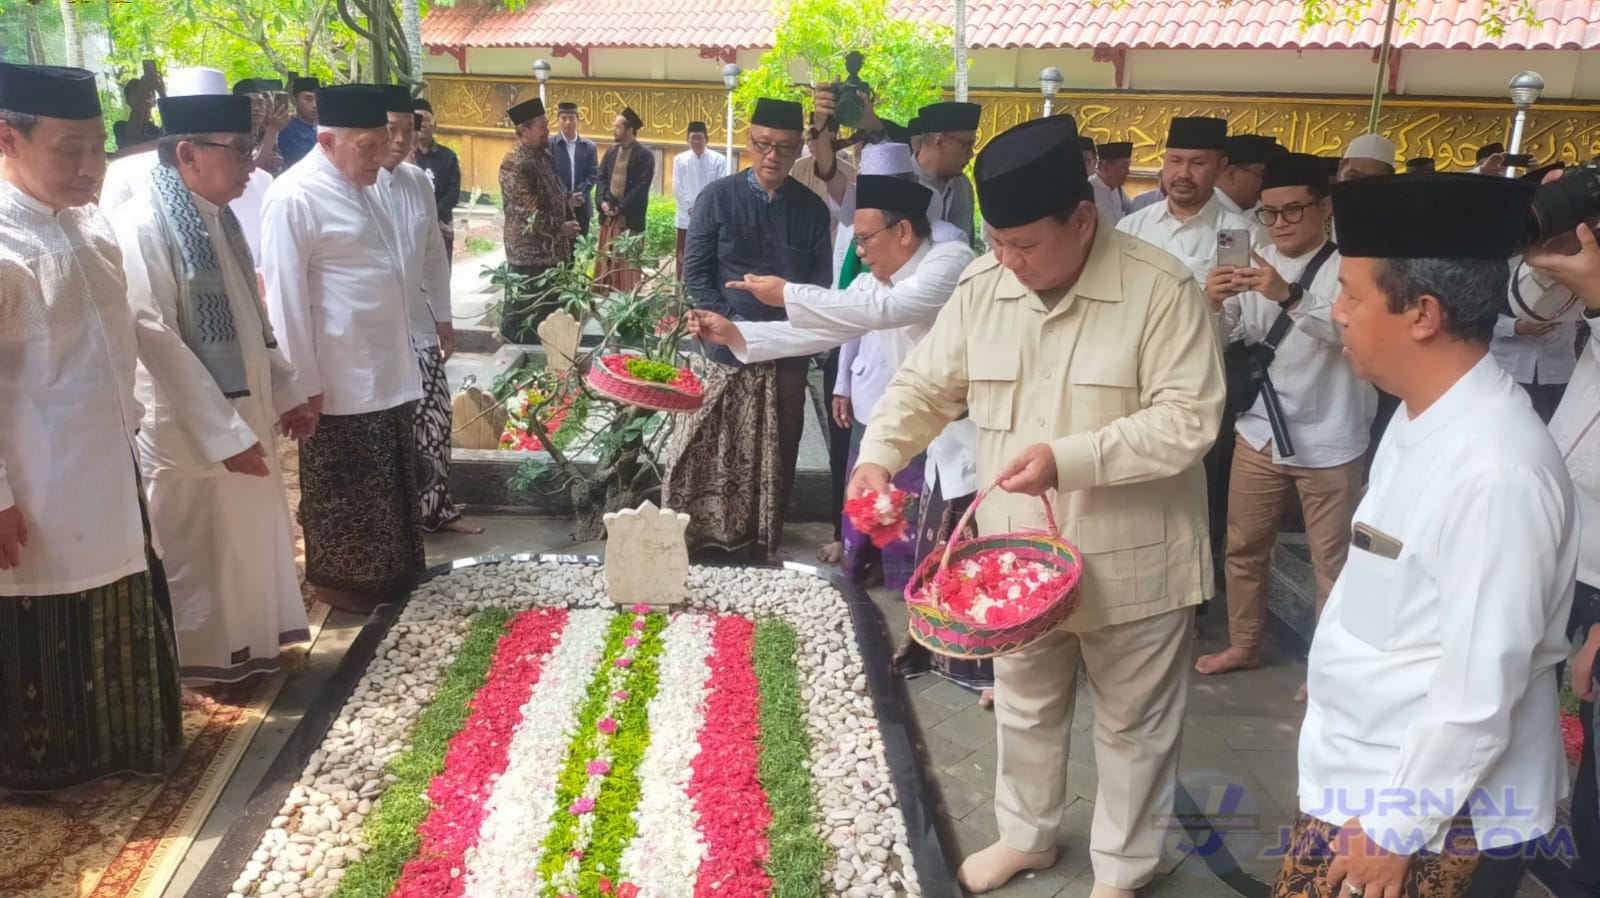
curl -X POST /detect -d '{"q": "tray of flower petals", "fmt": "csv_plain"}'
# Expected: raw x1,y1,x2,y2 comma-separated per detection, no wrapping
586,354,704,413
903,486,1082,660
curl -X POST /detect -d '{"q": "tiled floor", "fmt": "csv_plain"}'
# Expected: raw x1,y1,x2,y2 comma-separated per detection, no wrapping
159,516,1552,898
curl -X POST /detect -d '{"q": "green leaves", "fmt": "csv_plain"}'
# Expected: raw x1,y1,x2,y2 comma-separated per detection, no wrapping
733,0,954,126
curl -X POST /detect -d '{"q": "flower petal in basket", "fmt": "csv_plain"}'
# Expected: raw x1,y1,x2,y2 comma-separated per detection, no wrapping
586,355,705,413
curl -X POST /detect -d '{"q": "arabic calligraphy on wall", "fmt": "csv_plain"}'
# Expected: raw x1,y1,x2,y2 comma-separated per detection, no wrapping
426,74,1600,169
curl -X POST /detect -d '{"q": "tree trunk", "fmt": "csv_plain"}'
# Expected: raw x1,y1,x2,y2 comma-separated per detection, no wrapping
23,4,48,65
401,0,423,85
952,0,967,101
58,0,84,68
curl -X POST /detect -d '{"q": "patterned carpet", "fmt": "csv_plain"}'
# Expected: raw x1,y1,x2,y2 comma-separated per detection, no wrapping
0,440,321,898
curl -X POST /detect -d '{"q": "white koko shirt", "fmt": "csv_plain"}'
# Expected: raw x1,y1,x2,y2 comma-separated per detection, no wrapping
1299,355,1577,853
731,239,980,497
262,148,422,415
1216,241,1378,467
673,147,726,229
377,162,452,349
1116,191,1258,286
0,177,150,596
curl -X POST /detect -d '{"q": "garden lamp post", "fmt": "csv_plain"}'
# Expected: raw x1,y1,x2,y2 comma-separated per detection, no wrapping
1506,70,1545,178
533,58,551,105
1039,67,1063,119
722,63,742,176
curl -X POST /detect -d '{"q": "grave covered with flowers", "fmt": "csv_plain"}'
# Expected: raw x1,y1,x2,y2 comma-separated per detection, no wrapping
220,505,943,898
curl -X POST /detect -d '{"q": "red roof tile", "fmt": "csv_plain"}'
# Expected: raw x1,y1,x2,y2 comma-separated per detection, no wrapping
423,0,1600,51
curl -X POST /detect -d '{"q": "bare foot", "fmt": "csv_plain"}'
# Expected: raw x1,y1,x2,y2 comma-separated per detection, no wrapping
441,516,486,534
1194,646,1261,676
979,688,995,709
816,541,843,565
316,586,380,614
958,842,1058,893
1294,681,1308,703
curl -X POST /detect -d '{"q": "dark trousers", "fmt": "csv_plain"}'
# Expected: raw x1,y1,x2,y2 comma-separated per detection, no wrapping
501,262,559,344
576,195,593,237
1572,694,1600,895
822,349,851,542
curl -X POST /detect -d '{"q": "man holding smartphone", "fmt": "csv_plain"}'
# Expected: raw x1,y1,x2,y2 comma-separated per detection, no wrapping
1194,154,1378,700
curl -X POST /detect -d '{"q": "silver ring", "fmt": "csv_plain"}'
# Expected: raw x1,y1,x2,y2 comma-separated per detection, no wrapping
1346,885,1363,897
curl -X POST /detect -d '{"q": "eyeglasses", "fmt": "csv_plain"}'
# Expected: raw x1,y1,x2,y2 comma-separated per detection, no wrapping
852,226,889,248
187,139,255,162
750,139,802,159
1256,202,1315,225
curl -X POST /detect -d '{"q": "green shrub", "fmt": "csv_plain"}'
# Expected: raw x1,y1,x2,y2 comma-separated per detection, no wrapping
465,236,497,255
645,196,678,261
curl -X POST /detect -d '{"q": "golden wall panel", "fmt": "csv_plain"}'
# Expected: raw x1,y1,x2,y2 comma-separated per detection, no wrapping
426,74,1600,175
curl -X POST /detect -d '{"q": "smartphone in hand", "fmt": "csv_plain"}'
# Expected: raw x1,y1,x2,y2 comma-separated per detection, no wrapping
1216,228,1251,269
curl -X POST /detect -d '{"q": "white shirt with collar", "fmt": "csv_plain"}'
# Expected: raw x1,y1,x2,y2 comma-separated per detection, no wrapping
1116,191,1258,286
733,238,979,496
1089,173,1130,228
0,177,149,596
1490,315,1577,385
1299,353,1576,853
376,162,452,350
1216,241,1377,467
261,149,422,416
673,147,727,229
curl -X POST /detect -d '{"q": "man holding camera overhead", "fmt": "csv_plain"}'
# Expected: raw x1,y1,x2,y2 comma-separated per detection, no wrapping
1192,153,1377,700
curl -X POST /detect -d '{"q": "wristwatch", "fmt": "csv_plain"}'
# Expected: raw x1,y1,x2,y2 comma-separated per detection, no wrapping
1280,283,1304,309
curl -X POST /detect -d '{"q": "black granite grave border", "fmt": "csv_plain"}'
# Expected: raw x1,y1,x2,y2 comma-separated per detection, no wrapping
189,555,961,898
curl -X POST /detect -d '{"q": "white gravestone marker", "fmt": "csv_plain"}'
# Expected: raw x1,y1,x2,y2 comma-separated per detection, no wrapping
602,501,691,610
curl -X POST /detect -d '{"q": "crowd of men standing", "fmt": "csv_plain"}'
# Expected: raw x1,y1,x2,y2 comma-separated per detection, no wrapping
0,62,475,796
5,54,1600,898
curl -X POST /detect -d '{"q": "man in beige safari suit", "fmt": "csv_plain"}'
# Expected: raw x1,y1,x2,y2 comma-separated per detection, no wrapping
851,115,1224,897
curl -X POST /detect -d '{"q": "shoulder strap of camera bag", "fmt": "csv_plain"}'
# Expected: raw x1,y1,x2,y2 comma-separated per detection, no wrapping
1262,240,1338,352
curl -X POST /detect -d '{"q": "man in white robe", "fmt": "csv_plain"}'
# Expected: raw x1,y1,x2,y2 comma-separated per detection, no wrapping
263,84,425,613
114,94,317,684
685,174,978,506
375,85,480,535
1278,173,1576,898
0,62,182,790
100,67,277,267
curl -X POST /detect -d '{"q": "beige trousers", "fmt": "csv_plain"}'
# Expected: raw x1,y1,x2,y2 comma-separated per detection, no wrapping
992,606,1194,889
1223,435,1364,650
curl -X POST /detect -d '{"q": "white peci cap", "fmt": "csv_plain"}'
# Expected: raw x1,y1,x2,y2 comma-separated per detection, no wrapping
1343,133,1397,166
860,141,915,176
166,67,228,98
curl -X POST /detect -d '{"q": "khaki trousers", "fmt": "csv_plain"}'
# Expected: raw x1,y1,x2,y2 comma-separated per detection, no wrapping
1224,435,1364,650
993,606,1194,889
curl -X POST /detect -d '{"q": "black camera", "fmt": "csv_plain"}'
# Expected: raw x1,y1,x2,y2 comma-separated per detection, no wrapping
832,51,870,129
1530,157,1600,242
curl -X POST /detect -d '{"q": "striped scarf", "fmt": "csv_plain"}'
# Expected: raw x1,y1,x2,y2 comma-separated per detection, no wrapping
150,160,276,398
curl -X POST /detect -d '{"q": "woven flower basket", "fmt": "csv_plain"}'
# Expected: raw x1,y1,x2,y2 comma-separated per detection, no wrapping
904,484,1083,659
585,356,704,413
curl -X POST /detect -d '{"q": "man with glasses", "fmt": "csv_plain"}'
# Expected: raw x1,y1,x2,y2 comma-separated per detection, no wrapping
113,93,317,685
906,101,981,244
667,97,833,561
1193,154,1377,702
